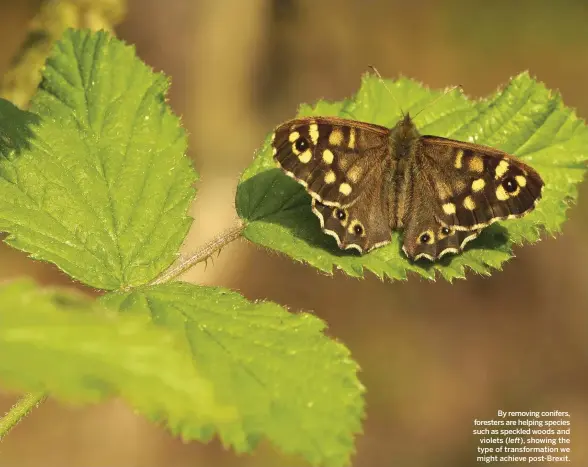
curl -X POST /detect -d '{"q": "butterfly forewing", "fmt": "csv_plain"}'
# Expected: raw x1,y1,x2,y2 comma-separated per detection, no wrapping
418,137,544,230
273,117,390,207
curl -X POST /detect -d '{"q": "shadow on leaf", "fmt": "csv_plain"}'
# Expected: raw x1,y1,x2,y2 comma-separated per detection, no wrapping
240,169,510,264
0,99,41,159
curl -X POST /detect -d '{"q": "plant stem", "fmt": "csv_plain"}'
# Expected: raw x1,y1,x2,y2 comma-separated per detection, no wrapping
150,219,246,285
0,392,47,441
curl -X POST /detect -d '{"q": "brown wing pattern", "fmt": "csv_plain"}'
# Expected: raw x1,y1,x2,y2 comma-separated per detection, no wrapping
400,155,483,260
272,113,544,261
401,135,543,260
418,136,544,230
310,173,392,253
272,117,390,208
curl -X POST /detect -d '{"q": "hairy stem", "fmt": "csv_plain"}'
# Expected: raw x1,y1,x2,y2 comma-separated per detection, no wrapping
0,392,47,441
150,219,246,285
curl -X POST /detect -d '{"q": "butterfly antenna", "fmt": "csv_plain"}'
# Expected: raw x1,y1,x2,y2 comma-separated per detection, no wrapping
368,65,404,117
412,84,463,121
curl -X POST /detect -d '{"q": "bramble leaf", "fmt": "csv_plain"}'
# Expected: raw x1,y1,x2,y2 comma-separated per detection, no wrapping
0,280,233,432
101,282,364,467
0,29,196,289
237,72,588,281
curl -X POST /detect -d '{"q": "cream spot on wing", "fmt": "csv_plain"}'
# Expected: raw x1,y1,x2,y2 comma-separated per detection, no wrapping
309,123,319,145
324,170,336,184
347,166,362,183
288,131,300,143
442,203,456,215
298,149,312,163
272,147,277,156
515,175,527,187
472,178,485,192
437,181,452,200
454,149,464,169
339,156,351,170
329,128,344,146
496,185,509,200
322,149,334,164
463,196,476,210
339,183,352,196
495,160,509,179
468,156,484,173
348,128,356,149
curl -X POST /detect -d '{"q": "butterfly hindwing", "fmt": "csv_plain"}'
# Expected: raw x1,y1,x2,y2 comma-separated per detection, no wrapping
311,189,391,254
401,187,483,260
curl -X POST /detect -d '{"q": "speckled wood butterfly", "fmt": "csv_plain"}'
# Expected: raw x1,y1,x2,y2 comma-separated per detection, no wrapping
271,111,544,261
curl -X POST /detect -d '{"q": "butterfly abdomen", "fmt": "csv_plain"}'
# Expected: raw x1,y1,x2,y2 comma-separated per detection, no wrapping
385,115,421,229
386,158,411,230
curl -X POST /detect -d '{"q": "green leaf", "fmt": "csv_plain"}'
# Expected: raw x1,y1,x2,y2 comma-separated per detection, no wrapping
101,282,364,467
0,280,234,432
237,72,588,281
0,29,197,290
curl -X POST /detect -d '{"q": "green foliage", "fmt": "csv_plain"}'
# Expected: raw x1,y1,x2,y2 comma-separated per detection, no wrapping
237,72,588,281
101,282,364,466
0,29,364,466
0,280,232,427
2,278,364,465
4,25,585,467
0,29,197,290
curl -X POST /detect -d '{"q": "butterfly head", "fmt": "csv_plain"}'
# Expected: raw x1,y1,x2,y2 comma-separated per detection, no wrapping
393,112,418,130
390,112,420,150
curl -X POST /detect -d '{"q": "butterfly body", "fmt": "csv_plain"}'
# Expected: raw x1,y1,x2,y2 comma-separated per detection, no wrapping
271,113,543,261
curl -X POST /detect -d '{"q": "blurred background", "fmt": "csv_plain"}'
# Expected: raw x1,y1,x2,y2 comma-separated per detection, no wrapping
1,0,588,466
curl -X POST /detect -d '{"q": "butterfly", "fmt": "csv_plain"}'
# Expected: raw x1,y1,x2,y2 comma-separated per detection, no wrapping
271,111,544,261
